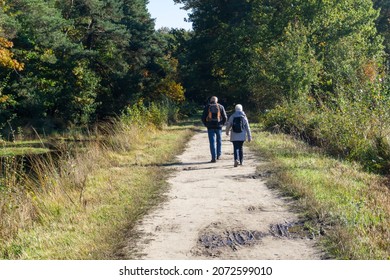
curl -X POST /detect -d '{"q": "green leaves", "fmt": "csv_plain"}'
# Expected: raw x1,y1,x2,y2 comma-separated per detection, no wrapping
1,0,177,130
177,0,385,112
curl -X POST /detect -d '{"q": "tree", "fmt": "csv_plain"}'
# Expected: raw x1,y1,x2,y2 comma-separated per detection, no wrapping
373,0,390,55
174,0,244,105
1,0,98,128
1,0,172,130
177,0,384,111
174,0,305,108
1,2,23,127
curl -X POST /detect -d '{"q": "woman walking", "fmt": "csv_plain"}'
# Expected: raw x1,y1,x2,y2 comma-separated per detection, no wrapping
225,104,252,167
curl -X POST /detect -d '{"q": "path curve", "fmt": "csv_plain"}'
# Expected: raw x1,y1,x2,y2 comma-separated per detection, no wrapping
124,128,322,259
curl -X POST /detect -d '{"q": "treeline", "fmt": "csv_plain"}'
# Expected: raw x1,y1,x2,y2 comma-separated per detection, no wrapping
2,0,390,173
177,0,388,106
0,0,186,133
176,0,390,173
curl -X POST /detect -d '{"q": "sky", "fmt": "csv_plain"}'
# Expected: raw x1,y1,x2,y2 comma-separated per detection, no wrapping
147,0,192,30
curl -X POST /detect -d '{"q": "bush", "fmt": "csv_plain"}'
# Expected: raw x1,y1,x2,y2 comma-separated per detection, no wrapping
148,102,169,129
120,99,183,130
263,94,390,174
261,99,320,144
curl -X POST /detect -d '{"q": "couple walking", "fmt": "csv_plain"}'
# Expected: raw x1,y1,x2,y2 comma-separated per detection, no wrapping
201,96,252,167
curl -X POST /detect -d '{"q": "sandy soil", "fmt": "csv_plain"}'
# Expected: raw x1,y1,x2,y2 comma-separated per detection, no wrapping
124,128,323,260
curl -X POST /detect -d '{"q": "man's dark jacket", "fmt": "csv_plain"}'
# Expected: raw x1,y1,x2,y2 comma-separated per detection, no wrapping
201,101,228,129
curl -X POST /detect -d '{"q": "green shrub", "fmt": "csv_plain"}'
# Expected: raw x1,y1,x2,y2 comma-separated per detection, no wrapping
148,102,169,129
120,100,184,130
263,94,390,174
121,101,149,129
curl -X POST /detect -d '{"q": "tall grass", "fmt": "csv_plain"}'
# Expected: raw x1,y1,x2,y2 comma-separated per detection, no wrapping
0,156,36,247
250,129,390,259
0,102,195,259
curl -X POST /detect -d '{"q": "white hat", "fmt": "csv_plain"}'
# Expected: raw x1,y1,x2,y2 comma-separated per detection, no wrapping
235,104,243,111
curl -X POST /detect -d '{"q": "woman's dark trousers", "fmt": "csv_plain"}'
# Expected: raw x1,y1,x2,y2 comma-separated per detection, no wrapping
233,141,244,163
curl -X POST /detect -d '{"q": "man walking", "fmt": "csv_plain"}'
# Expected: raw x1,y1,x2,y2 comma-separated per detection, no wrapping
201,96,228,162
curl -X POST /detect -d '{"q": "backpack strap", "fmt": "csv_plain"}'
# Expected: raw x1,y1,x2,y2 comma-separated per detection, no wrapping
207,104,212,121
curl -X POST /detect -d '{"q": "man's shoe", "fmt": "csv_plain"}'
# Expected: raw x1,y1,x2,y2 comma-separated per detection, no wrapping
234,160,239,167
211,159,217,163
217,155,221,160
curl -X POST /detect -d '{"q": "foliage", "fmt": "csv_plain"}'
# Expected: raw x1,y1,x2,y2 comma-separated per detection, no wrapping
177,0,385,108
121,99,180,130
0,37,23,70
373,0,390,55
228,0,390,174
0,0,185,133
263,79,390,174
175,0,270,106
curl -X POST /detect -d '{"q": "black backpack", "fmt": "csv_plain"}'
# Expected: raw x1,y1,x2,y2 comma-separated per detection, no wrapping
232,116,244,133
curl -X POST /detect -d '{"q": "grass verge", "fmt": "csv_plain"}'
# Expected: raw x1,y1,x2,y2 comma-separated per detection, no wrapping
249,127,390,259
0,140,51,156
0,120,195,259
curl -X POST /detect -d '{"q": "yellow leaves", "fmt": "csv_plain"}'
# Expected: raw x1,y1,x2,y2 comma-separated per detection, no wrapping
211,67,226,78
72,64,83,80
362,61,378,83
73,96,94,105
0,37,13,48
319,42,326,48
40,49,57,64
0,37,24,71
72,60,88,86
0,0,9,11
157,79,185,102
0,94,10,104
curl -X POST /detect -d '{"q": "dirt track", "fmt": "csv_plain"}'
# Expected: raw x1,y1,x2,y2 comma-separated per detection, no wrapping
124,128,322,259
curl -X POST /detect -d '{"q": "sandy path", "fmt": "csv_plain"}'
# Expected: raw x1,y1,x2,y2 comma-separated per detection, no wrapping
125,128,322,259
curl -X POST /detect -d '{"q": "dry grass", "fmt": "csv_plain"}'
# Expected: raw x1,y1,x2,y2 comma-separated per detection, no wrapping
250,129,390,259
0,119,195,259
